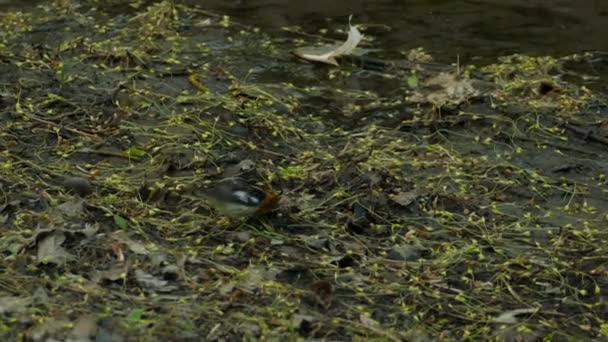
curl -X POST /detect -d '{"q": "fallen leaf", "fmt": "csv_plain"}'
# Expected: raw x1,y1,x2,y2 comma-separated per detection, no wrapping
218,281,236,296
311,280,333,309
293,15,362,66
494,307,537,324
236,266,279,293
80,223,100,239
292,314,316,330
28,317,69,340
134,269,177,292
0,296,31,314
92,264,127,283
110,230,151,255
359,314,381,330
37,231,73,264
390,190,420,207
69,315,98,341
96,317,125,342
409,72,479,106
56,199,85,218
32,287,49,305
359,314,401,342
223,159,256,177
387,244,425,262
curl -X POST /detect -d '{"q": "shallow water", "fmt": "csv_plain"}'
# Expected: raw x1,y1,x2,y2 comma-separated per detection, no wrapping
3,0,606,63
195,0,608,63
1,2,607,340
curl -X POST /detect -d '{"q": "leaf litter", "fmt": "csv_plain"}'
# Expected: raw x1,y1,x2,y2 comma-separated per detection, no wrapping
0,1,607,341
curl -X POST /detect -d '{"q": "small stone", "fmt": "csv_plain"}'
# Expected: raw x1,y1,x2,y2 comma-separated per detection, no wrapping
69,315,97,341
233,231,251,242
62,177,93,197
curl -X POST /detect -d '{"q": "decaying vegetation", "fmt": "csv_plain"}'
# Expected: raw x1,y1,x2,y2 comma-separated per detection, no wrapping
1,1,607,340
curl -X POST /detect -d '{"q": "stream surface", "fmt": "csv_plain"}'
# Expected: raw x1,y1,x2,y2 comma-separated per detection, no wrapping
3,1,606,87
3,0,607,63
1,2,608,341
197,0,608,63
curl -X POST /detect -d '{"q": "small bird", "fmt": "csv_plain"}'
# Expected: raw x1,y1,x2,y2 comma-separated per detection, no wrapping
201,179,280,219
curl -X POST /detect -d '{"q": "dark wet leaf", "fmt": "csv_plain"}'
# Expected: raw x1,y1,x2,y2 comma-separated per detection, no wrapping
37,231,73,264
336,254,358,268
348,202,372,233
311,280,333,309
96,317,125,342
113,215,129,230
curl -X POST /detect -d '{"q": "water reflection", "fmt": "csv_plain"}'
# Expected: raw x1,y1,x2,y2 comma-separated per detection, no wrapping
2,0,606,62
194,0,608,62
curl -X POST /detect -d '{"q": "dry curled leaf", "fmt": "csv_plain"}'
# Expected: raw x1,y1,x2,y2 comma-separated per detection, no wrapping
293,15,362,66
494,307,538,324
311,280,333,309
37,231,74,265
134,269,177,292
409,72,479,106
